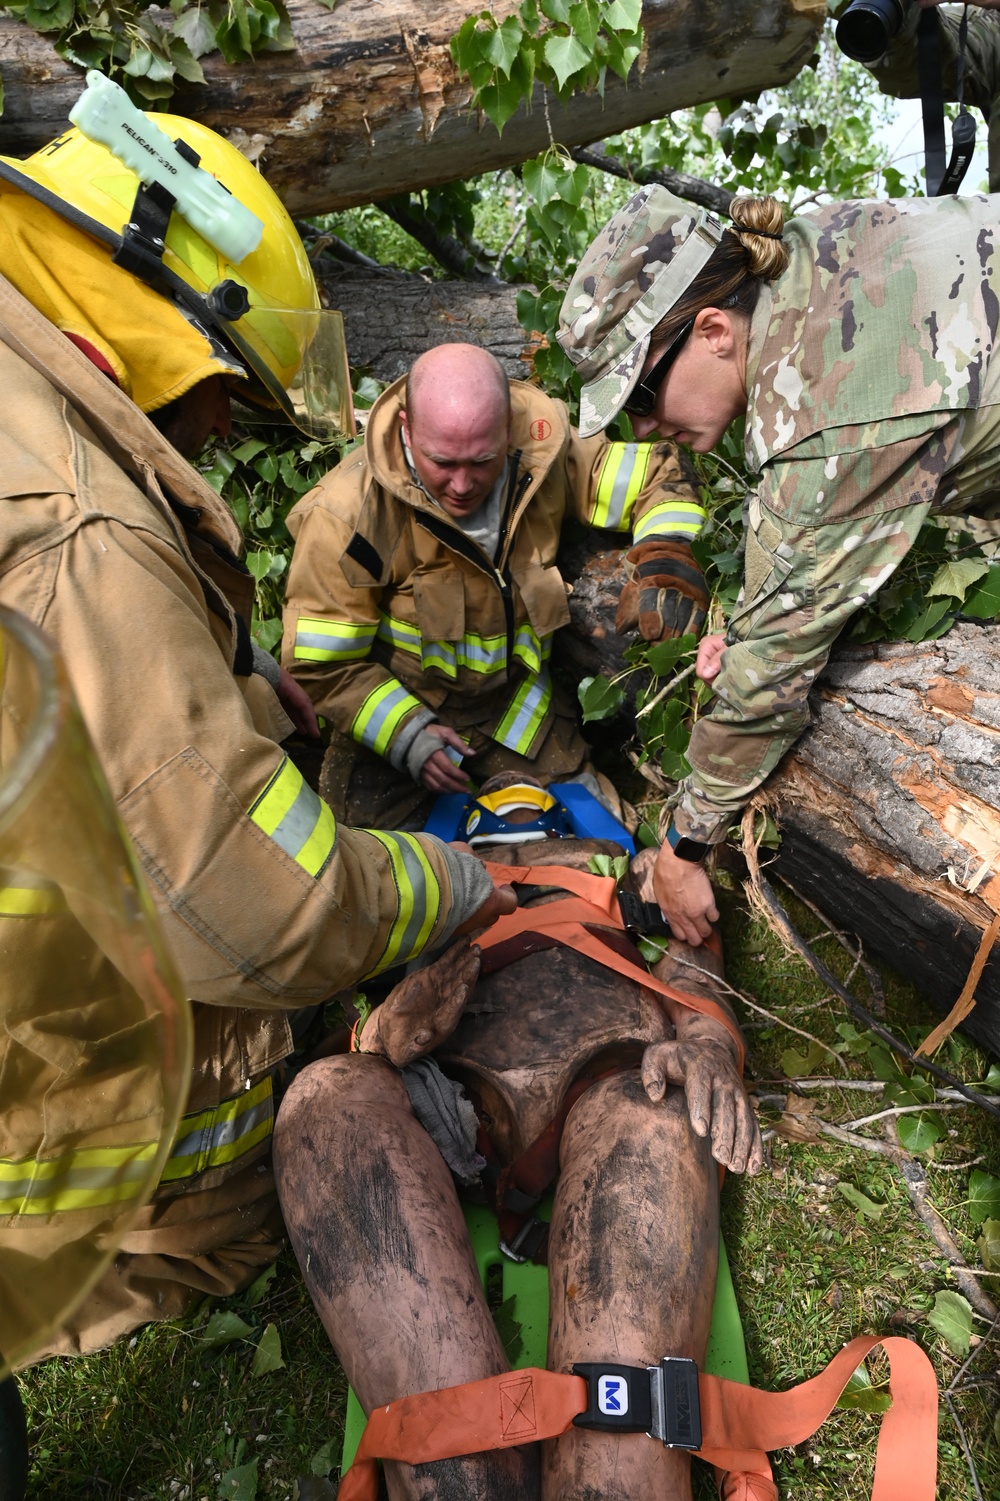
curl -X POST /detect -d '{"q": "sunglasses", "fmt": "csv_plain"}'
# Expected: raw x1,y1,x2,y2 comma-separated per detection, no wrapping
622,317,696,419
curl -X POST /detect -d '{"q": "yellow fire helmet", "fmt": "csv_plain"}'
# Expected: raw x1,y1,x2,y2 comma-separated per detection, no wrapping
0,71,354,438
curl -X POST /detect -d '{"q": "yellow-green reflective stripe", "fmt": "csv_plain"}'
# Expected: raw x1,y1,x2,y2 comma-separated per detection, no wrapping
421,640,457,678
365,831,441,975
377,612,421,657
294,616,376,663
160,1076,274,1184
495,667,552,755
352,681,423,756
0,880,67,918
633,499,707,543
248,756,337,878
512,624,543,674
592,443,651,530
0,1142,159,1216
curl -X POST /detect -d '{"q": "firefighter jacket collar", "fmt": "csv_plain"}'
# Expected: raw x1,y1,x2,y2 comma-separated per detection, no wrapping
363,374,568,525
0,267,243,560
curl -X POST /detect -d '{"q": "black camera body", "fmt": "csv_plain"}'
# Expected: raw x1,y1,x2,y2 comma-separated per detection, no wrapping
835,0,911,65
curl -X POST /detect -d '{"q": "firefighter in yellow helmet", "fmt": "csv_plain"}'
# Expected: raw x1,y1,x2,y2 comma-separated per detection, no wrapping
0,73,512,1357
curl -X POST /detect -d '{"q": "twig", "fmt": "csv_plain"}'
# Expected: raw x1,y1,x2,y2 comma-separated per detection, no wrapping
636,661,697,720
778,876,886,1014
943,1394,984,1501
374,198,504,285
813,1120,896,1156
885,1120,999,1321
569,144,735,217
841,1102,967,1130
667,954,848,1073
497,213,527,265
759,1077,885,1092
756,876,1000,1123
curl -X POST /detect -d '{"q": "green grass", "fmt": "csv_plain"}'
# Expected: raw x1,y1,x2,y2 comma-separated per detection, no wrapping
17,877,1000,1499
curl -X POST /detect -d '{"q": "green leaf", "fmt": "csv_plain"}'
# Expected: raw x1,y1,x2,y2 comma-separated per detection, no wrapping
246,550,274,581
173,5,219,56
587,853,629,882
479,71,526,135
309,1438,339,1477
604,0,643,29
638,934,670,964
578,674,625,723
960,563,1000,619
927,1289,973,1357
218,1457,259,1500
231,437,268,463
543,31,590,90
243,1262,277,1307
980,1063,1000,1094
169,36,206,83
250,1321,285,1375
977,1217,1000,1271
968,1169,1000,1225
199,1310,254,1346
926,556,990,601
835,1182,884,1221
780,1040,829,1078
896,1109,945,1154
645,633,697,676
484,15,523,76
252,617,282,652
836,1362,893,1414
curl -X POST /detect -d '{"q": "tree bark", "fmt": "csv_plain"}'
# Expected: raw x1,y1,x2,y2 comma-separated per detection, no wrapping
0,0,826,214
768,622,1000,1056
323,270,531,382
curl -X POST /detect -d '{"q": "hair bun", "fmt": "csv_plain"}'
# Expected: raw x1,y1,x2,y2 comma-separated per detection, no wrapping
729,195,788,280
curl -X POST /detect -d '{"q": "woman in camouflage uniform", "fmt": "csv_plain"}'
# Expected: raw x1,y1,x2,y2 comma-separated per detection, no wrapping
558,184,1000,943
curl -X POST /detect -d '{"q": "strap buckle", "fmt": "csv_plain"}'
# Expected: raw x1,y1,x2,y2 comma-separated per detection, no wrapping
617,889,672,939
572,1357,701,1449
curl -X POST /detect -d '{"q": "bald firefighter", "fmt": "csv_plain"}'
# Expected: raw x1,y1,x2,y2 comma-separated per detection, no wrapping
282,342,710,830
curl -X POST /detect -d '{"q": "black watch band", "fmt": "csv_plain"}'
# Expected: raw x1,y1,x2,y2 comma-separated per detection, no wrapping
665,821,711,863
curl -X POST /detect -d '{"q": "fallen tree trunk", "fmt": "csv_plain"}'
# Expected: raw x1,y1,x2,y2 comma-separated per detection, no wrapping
0,0,826,214
769,622,1000,1056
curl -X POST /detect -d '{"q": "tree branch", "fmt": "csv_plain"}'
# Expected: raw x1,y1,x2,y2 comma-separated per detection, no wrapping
570,145,735,218
374,199,505,286
756,876,1000,1124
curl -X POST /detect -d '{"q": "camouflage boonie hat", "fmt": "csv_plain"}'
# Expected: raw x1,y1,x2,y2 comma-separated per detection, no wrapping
558,184,726,437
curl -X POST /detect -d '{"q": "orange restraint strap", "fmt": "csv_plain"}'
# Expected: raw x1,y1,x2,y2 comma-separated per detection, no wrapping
478,862,745,1071
338,1336,937,1501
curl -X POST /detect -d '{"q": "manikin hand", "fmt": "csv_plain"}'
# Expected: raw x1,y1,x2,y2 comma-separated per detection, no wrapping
420,724,473,793
359,938,482,1067
640,1037,764,1174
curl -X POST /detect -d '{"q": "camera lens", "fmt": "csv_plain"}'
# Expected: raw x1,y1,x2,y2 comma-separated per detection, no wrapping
835,0,907,65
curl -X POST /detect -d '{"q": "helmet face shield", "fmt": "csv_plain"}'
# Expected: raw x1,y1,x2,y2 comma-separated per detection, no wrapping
223,303,356,439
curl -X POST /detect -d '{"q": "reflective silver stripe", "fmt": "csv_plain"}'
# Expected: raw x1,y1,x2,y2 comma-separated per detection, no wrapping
270,778,328,863
169,1097,273,1162
497,668,552,753
356,682,421,754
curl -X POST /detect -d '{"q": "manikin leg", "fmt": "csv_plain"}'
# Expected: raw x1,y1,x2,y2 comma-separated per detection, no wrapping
544,1072,719,1501
272,1055,539,1501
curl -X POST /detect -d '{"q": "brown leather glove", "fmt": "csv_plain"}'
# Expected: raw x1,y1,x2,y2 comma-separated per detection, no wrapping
615,540,709,642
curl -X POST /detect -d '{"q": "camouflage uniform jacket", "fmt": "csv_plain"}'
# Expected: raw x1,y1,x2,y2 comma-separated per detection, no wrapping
868,4,1000,192
283,376,702,766
678,194,1000,843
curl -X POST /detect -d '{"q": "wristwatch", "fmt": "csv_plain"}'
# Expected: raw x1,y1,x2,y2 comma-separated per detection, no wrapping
665,820,711,864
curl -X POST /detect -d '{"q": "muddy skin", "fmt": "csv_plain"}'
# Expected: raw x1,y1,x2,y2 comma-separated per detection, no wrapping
359,939,482,1068
273,1055,537,1501
274,838,759,1501
544,1073,718,1501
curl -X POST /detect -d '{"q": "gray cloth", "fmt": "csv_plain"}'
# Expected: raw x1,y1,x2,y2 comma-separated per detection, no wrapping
435,843,494,944
404,724,447,783
385,703,437,774
401,1057,486,1185
251,641,281,688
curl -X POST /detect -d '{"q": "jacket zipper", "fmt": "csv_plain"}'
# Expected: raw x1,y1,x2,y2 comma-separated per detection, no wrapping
411,456,532,676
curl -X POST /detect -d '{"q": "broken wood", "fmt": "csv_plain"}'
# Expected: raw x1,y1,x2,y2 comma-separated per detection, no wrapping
0,0,826,214
768,622,1000,1057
